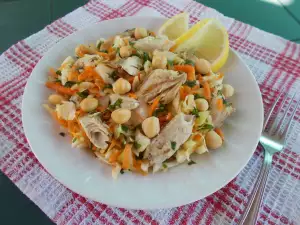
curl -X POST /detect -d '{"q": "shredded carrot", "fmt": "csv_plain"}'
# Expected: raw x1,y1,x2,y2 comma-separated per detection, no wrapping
97,106,106,112
198,74,203,83
67,120,79,133
75,109,86,118
179,86,192,100
215,128,225,140
49,68,58,78
133,160,148,176
78,66,102,82
192,85,199,91
193,134,203,142
127,76,135,84
68,70,79,82
51,112,68,128
45,82,75,95
96,51,110,59
109,124,115,133
149,97,160,116
203,81,211,100
183,85,192,93
128,92,137,99
108,46,114,54
159,112,172,122
216,72,224,80
216,98,224,111
95,78,105,89
122,144,133,170
88,87,100,94
109,150,121,163
174,65,196,81
108,139,117,151
179,87,186,100
78,72,90,82
76,45,91,57
166,112,172,121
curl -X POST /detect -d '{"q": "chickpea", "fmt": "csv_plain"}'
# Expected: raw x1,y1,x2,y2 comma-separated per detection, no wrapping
205,130,223,150
119,46,132,58
48,94,64,105
142,117,160,138
80,98,98,112
79,82,95,92
134,28,148,39
222,84,234,98
195,58,211,74
111,108,131,124
112,78,131,94
152,55,167,69
195,98,209,111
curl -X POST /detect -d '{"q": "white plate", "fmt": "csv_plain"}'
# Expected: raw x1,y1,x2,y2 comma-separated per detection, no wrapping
22,16,263,209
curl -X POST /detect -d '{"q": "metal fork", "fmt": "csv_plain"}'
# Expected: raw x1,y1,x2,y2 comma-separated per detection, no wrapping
239,91,300,225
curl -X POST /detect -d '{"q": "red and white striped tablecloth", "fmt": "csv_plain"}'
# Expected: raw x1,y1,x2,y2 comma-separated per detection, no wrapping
1,0,300,224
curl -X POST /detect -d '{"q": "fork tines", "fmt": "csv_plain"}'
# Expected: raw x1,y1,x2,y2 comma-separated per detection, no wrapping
268,91,299,142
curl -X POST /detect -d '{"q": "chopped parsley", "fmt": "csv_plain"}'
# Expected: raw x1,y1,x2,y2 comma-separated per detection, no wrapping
59,132,65,137
162,163,168,169
188,160,196,165
96,41,104,50
56,70,62,75
133,51,150,62
116,47,120,56
198,123,214,131
77,90,89,98
171,141,177,150
191,107,200,117
103,84,113,90
109,71,119,81
184,80,197,88
185,59,195,66
121,124,129,132
88,109,97,114
143,52,150,62
167,60,174,67
120,169,125,174
153,104,166,117
109,98,123,110
134,141,141,149
100,50,108,53
194,93,202,100
64,81,76,88
72,137,77,143
223,98,232,107
129,41,135,46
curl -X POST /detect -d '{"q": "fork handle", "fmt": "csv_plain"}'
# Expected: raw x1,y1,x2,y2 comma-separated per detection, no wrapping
239,150,273,225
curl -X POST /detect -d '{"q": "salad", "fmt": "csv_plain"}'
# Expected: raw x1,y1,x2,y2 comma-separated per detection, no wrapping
43,22,235,179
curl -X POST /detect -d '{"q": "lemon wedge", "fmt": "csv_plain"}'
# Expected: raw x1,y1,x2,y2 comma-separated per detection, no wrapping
158,12,189,41
171,19,229,72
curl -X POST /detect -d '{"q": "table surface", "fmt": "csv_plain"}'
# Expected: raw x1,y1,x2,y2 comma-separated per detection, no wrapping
1,0,300,224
